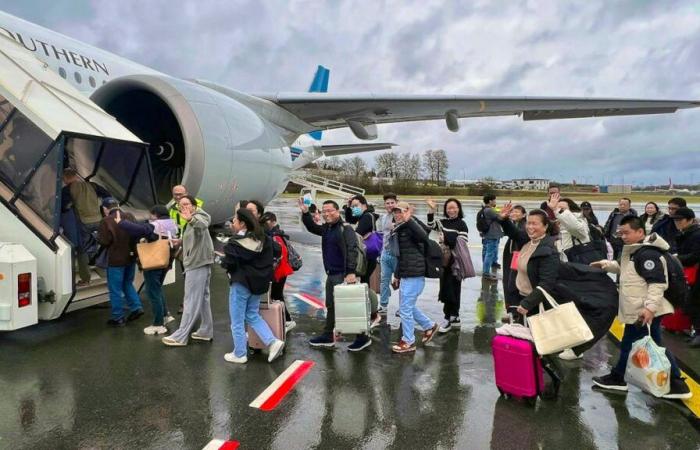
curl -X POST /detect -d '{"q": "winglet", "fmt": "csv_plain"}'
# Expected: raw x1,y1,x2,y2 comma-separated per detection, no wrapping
308,65,329,140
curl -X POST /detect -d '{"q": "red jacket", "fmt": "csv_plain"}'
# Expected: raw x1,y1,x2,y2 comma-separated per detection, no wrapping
273,235,294,281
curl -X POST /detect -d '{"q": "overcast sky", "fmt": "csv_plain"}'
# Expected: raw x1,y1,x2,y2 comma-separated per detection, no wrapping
4,0,700,185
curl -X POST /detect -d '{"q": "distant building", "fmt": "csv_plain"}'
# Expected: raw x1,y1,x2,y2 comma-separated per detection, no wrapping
447,179,479,187
599,184,632,194
509,178,550,191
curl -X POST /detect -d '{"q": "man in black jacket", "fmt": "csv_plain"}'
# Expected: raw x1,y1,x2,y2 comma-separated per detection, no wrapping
672,207,700,347
299,199,372,351
652,197,687,253
604,198,638,259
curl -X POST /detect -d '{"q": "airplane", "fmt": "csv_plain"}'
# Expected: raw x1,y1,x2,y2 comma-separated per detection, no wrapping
1,9,699,225
289,65,395,170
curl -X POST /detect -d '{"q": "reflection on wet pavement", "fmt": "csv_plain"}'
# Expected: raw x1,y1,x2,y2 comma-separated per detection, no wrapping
0,198,698,449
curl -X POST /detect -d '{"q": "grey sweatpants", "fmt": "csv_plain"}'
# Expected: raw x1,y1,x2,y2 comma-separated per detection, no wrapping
169,265,213,343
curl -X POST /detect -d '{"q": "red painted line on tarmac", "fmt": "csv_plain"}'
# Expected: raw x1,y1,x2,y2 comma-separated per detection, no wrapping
293,293,326,310
249,360,315,411
202,439,239,450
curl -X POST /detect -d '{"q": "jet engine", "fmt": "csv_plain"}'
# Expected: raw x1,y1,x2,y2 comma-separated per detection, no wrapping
90,75,292,223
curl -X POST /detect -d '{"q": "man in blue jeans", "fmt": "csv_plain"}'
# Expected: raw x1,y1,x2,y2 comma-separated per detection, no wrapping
591,216,691,399
480,194,503,280
379,193,398,313
97,198,143,326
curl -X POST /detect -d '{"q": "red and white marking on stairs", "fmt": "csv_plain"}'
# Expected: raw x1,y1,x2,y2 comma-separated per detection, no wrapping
293,292,326,310
249,359,315,411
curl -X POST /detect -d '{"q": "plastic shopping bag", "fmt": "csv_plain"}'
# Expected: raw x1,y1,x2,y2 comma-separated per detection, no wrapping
625,326,671,397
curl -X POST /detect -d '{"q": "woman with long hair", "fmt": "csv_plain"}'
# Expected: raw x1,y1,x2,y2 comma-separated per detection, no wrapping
221,208,285,364
639,201,666,235
426,197,469,332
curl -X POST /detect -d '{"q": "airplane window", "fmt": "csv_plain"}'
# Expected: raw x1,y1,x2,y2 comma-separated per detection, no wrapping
89,76,96,88
58,67,67,79
74,72,82,84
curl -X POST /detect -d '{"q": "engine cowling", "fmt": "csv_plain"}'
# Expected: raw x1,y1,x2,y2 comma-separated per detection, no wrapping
90,75,291,223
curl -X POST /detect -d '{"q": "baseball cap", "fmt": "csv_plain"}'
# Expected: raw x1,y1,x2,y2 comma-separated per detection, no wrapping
670,207,695,220
101,197,119,209
392,201,410,212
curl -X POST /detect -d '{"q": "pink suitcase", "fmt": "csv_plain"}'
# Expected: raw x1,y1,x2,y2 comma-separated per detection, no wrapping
248,297,286,350
492,335,544,403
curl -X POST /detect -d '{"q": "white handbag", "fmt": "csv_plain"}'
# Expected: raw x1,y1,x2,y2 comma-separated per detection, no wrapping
527,287,593,355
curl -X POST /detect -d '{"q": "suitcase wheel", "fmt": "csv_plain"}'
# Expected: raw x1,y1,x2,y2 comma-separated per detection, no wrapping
248,347,262,356
525,396,537,407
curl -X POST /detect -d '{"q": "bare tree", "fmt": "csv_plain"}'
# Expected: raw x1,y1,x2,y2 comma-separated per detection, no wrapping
343,156,368,179
397,153,422,181
422,149,436,183
434,149,449,185
375,152,400,178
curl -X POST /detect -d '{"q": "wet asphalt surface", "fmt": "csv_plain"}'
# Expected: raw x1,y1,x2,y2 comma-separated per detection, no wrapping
1,199,699,450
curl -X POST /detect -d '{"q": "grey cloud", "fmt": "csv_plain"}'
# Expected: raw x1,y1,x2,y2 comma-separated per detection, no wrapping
5,0,700,184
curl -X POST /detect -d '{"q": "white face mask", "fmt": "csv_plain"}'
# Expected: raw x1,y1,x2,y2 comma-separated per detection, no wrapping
237,230,246,236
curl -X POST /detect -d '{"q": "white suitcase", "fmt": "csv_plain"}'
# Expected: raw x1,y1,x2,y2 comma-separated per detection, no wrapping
334,282,371,335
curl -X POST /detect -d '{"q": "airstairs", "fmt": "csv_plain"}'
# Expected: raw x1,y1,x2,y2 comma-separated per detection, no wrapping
289,171,365,201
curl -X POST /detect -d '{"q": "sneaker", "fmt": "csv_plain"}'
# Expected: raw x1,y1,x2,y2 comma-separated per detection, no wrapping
285,321,297,333
348,334,372,352
492,263,501,270
76,280,91,288
143,325,168,335
161,336,187,347
559,349,583,361
592,373,628,392
370,313,382,330
449,316,461,327
191,332,213,342
224,352,247,364
268,339,285,362
662,378,693,400
395,310,401,317
107,318,126,327
483,273,498,281
377,305,387,315
392,340,416,353
421,323,440,344
309,333,335,348
438,319,452,334
127,310,144,322
163,315,176,325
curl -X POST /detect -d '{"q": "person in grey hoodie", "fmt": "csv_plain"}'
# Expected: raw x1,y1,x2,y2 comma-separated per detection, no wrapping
162,195,215,346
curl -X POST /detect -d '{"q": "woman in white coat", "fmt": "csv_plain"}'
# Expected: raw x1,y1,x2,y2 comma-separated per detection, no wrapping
547,194,590,256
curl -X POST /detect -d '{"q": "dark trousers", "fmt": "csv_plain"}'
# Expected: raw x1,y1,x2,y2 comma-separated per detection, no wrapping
360,259,377,285
324,273,346,334
685,283,700,329
439,269,462,319
613,316,682,379
271,276,292,322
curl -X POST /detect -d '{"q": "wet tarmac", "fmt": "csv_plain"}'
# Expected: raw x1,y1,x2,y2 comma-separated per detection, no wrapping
1,199,699,449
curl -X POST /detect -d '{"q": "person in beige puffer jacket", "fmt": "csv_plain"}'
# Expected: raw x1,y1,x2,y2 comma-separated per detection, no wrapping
590,216,691,400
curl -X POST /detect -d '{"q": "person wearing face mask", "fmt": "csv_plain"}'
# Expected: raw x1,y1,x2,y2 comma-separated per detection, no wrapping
426,197,469,332
379,193,399,313
502,205,526,313
639,201,666,235
345,195,380,285
221,208,285,364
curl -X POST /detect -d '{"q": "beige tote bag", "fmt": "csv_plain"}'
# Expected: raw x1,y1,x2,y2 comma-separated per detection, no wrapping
137,234,172,270
527,287,593,355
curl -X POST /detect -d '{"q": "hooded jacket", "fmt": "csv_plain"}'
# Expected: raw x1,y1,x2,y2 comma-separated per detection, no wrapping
598,233,674,324
181,209,214,271
223,232,273,295
97,209,137,267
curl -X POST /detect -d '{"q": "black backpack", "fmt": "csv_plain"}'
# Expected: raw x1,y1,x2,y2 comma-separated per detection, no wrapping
280,236,303,271
424,239,444,278
635,248,689,307
476,207,489,233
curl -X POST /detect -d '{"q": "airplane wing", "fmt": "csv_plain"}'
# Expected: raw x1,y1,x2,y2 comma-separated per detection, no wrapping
257,93,700,137
318,142,395,156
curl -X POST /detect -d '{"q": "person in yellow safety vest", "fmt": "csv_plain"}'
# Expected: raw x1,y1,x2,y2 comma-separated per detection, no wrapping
166,185,204,234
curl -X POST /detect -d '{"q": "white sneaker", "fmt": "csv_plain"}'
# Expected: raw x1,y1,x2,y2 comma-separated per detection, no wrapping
377,305,387,315
224,352,247,364
559,349,583,360
268,339,285,362
143,325,168,335
162,336,186,347
163,315,176,325
285,321,297,333
438,319,452,333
